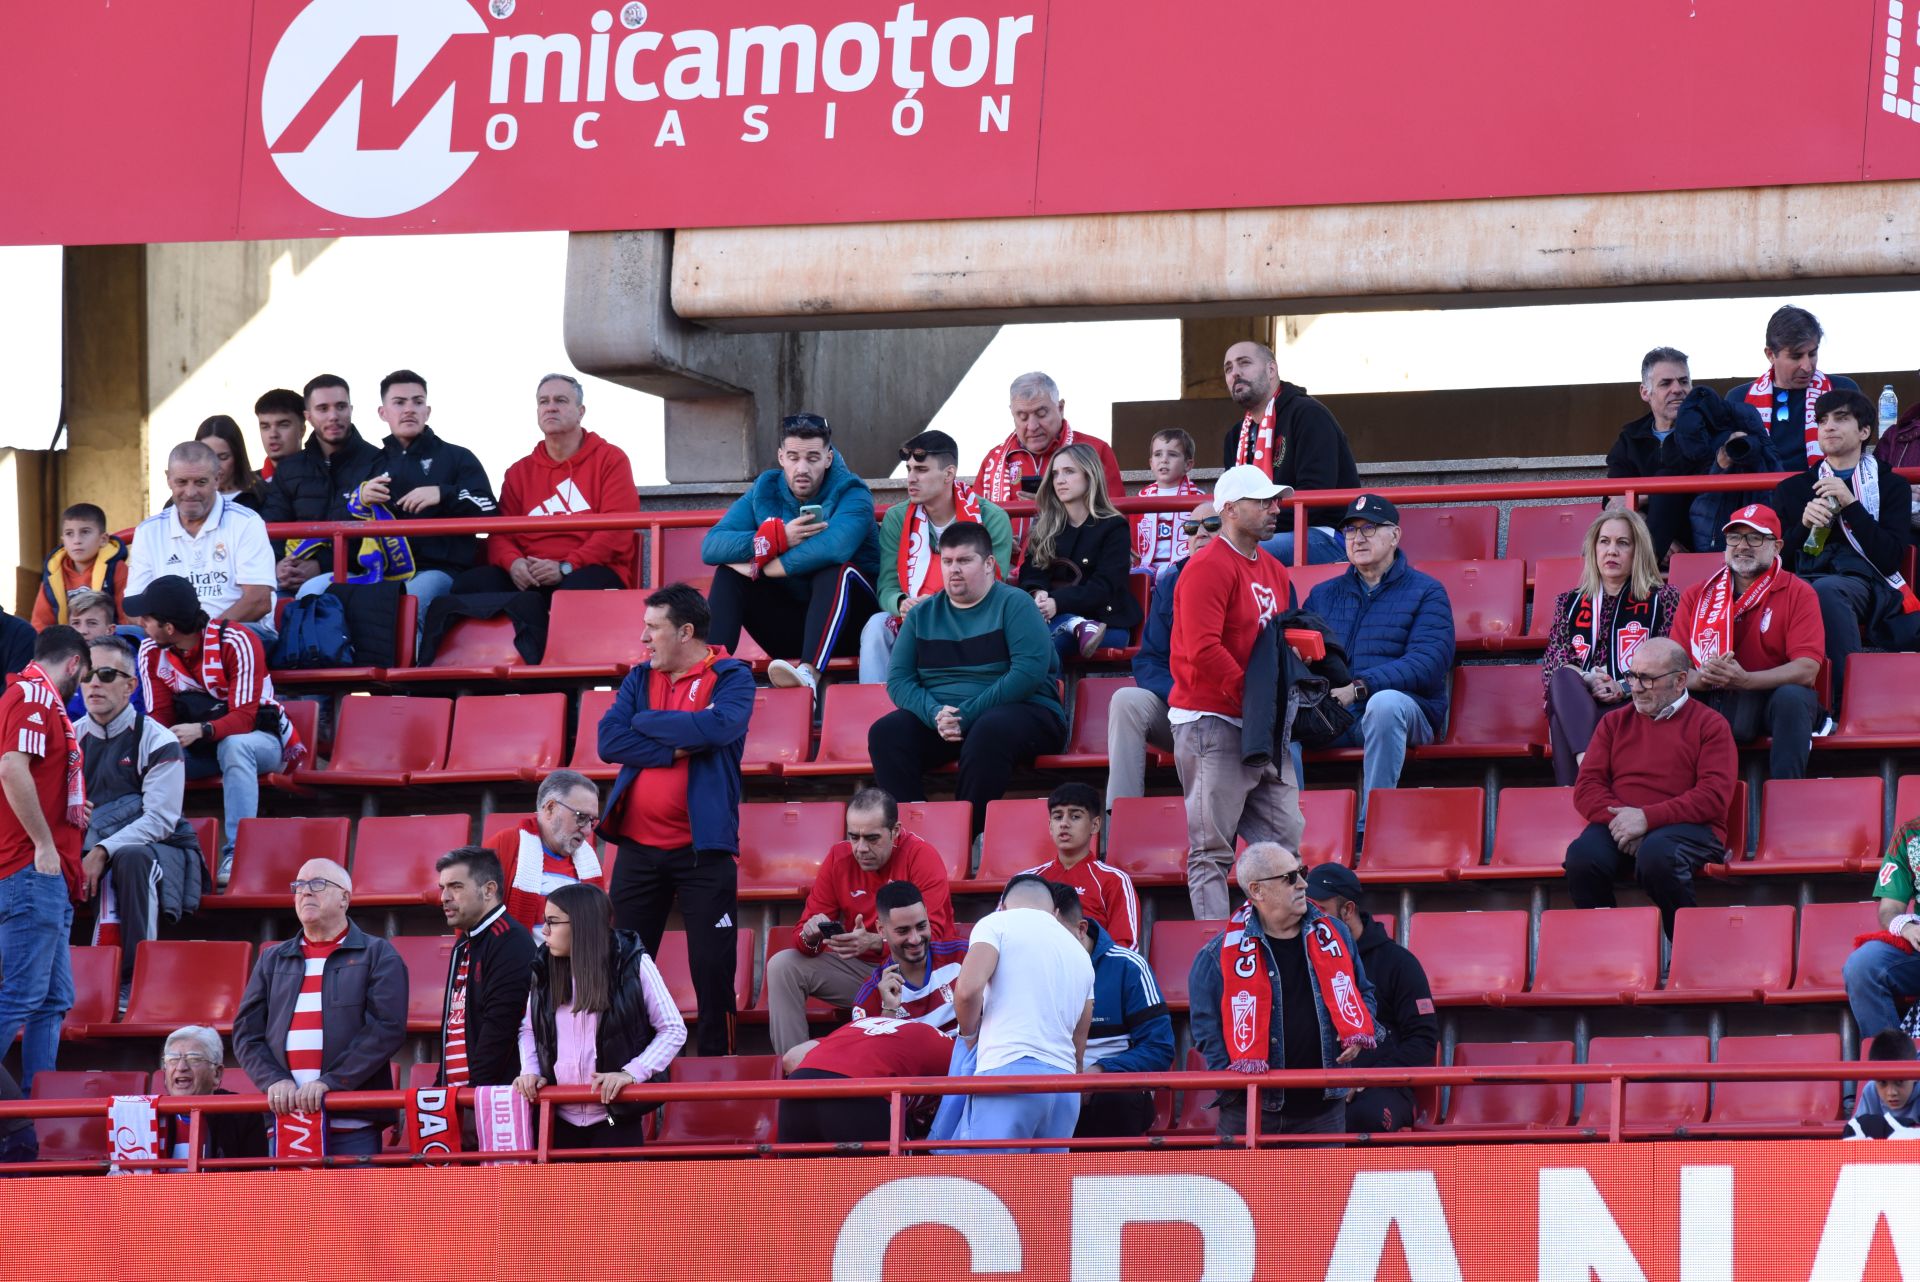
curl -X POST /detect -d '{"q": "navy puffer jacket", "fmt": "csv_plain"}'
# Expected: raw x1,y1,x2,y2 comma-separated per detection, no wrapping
1301,553,1454,733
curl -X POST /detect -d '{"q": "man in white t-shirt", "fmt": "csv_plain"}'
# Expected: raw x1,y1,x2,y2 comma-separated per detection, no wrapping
127,441,278,642
949,873,1094,1152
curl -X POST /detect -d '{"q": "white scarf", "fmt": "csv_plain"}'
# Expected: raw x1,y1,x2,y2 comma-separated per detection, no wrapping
1820,454,1919,609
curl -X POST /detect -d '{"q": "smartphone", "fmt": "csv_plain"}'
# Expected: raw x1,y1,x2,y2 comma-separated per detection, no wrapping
799,503,824,520
818,919,846,937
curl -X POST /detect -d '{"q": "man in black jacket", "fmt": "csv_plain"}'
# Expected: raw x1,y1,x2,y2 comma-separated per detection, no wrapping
1306,864,1438,1134
1770,388,1920,711
257,373,383,595
435,845,537,1089
1220,340,1359,565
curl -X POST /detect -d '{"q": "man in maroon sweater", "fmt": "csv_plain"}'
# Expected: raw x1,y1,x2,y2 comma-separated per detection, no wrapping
1564,637,1737,935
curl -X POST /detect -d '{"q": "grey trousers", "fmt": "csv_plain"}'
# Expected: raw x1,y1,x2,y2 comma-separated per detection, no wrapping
1174,714,1303,920
1105,687,1173,812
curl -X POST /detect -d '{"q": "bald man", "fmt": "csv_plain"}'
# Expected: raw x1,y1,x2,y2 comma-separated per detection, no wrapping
232,857,409,1156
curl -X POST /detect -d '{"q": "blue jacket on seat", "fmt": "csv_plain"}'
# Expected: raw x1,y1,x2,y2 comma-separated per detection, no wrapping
1302,552,1454,734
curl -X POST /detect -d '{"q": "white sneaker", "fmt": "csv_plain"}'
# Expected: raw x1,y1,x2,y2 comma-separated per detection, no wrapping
217,850,234,890
768,660,819,700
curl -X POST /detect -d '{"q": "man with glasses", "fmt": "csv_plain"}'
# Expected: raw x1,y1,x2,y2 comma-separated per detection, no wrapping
1188,843,1377,1140
75,637,203,998
860,430,1013,683
702,413,880,706
1667,504,1825,782
1303,494,1455,839
159,1024,269,1162
1564,637,1738,936
764,787,955,1056
233,858,408,1157
489,768,608,945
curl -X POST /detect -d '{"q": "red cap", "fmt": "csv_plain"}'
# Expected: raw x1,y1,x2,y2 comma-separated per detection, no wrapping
1721,504,1782,539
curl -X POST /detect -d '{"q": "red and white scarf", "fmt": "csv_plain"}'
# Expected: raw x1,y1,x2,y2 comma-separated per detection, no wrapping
896,482,981,601
1234,395,1285,473
10,663,84,829
974,421,1085,505
1685,561,1779,665
1820,455,1920,614
506,822,603,943
1745,369,1832,465
1220,914,1375,1073
1132,478,1205,567
109,1094,159,1174
405,1087,461,1167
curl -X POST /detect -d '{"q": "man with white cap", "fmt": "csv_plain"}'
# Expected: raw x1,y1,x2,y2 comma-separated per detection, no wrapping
1169,465,1302,920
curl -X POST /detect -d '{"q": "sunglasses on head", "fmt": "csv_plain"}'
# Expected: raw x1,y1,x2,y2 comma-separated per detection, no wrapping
1182,516,1223,535
898,447,952,463
782,413,829,432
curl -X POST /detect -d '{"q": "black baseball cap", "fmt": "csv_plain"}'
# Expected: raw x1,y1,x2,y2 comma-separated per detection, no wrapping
1304,863,1363,905
1340,494,1400,527
122,575,202,624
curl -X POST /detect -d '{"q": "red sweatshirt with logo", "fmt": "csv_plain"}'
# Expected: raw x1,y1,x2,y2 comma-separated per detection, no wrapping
487,431,640,587
1168,536,1292,717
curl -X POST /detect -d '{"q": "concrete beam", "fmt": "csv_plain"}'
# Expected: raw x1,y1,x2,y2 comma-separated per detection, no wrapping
668,182,1920,330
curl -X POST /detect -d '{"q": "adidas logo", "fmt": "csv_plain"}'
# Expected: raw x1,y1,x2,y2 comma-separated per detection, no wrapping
166,554,183,564
25,712,44,726
715,913,733,929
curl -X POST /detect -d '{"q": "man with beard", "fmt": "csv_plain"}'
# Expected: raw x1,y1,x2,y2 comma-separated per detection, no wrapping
1219,341,1359,565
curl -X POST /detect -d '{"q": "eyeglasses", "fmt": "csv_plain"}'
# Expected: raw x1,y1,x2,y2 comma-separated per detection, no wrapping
1182,517,1223,535
289,878,341,896
1252,868,1308,888
1723,531,1772,548
84,668,130,684
782,413,829,432
1621,669,1684,689
548,801,599,829
161,1053,214,1067
1343,522,1395,541
543,917,571,931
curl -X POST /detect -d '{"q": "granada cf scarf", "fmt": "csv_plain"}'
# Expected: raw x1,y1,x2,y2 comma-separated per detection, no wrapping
897,483,981,599
1132,478,1204,567
109,1094,159,1174
1685,562,1778,666
1821,455,1920,614
1234,396,1285,473
276,1109,322,1165
405,1087,461,1167
1220,916,1375,1073
10,663,84,829
1563,590,1664,678
474,1085,532,1165
1744,369,1832,465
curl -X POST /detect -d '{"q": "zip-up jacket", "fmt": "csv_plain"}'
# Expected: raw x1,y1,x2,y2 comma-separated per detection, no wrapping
701,452,881,582
258,428,384,570
372,426,498,574
525,929,664,1117
599,655,754,854
33,536,129,628
1083,921,1174,1077
1301,552,1453,734
439,902,538,1088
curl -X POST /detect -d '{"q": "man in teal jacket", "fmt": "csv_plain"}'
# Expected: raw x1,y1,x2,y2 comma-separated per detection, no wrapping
701,414,880,704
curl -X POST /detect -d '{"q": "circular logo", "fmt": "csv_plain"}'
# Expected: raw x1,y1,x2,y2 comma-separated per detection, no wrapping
261,0,486,219
621,2,649,28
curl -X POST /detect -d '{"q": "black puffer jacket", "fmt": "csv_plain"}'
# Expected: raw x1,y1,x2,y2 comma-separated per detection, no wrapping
257,427,384,571
526,929,662,1118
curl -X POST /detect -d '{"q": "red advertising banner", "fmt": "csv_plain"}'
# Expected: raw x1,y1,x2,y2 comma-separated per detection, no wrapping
3,1142,1919,1280
4,0,1919,246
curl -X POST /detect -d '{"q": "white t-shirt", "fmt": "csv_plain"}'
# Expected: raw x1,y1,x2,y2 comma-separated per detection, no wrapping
969,907,1094,1073
126,495,276,617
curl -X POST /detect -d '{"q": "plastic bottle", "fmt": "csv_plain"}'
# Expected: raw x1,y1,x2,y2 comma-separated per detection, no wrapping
1804,497,1837,556
1882,385,1900,438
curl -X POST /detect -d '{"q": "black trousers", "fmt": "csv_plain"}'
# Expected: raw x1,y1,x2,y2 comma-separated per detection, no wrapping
706,563,877,670
107,844,165,983
1810,574,1920,711
869,704,1066,834
777,1069,891,1148
608,841,737,1056
549,1113,648,1153
442,562,623,663
1695,683,1818,782
1216,1097,1346,1145
1073,1089,1156,1138
1345,1086,1415,1135
1564,820,1722,936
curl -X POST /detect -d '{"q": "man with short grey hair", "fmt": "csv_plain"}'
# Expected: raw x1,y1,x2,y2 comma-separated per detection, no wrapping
126,441,276,635
487,767,606,942
971,371,1124,546
160,1024,268,1161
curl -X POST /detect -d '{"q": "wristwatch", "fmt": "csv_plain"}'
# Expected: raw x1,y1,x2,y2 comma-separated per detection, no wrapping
559,561,575,577
200,722,216,742
1351,678,1370,705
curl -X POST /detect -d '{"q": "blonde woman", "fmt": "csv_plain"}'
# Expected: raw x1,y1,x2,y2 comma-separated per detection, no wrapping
1541,508,1680,784
1017,443,1143,658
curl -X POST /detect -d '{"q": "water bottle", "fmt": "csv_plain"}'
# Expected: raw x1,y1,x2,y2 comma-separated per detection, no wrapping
1882,385,1901,438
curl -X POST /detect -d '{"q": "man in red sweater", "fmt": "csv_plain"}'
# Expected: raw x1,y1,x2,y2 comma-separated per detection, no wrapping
1017,781,1139,949
1169,465,1300,920
1565,636,1737,935
764,787,955,1055
971,371,1125,551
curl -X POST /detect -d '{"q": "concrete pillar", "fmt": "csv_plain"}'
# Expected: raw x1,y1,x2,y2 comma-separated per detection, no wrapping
1181,317,1275,400
62,245,150,534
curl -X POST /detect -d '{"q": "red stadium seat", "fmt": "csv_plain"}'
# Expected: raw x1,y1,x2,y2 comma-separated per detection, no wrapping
1707,1034,1844,1131
1436,1042,1573,1130
1493,907,1661,1006
390,935,456,1032
1146,919,1228,1011
654,1055,780,1147
351,813,471,906
655,524,715,593
521,589,651,678
61,945,121,1040
898,801,974,882
1299,789,1357,869
1170,1047,1220,1134
188,816,220,887
743,686,813,778
1420,665,1546,759
1731,776,1881,876
1636,905,1795,1004
392,614,520,681
569,687,619,780
1464,786,1584,880
1504,503,1597,569
1899,773,1920,826
1406,910,1528,1005
1036,676,1143,769
412,692,567,784
301,695,451,787
1105,796,1190,886
271,699,322,781
98,940,253,1037
1423,559,1527,650
1771,901,1883,1003
480,812,533,845
1358,787,1483,882
968,798,1053,889
1578,1035,1709,1133
1525,557,1583,637
31,1070,152,1164
1830,654,1920,746
1666,551,1721,598
737,801,846,902
653,929,757,1017
210,816,352,910
1289,562,1347,602
784,683,894,777
1398,505,1497,562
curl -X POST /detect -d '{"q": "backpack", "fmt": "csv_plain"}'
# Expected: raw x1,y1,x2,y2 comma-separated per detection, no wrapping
271,592,355,669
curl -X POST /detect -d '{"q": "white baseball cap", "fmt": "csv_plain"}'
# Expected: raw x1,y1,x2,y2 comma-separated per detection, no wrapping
1213,464,1294,507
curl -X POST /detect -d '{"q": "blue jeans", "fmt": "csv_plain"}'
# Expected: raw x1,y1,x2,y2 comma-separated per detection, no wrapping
184,730,285,856
1844,939,1920,1042
1259,527,1346,567
958,1057,1082,1155
0,867,75,1089
1332,689,1438,829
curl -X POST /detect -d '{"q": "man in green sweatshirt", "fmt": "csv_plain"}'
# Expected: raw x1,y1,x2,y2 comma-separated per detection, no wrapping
870,521,1065,832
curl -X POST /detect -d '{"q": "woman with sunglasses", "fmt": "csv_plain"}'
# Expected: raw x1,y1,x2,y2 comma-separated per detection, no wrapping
1540,508,1678,784
1017,443,1143,659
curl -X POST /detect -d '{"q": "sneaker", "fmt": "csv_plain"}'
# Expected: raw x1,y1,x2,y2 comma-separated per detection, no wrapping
1813,713,1837,738
1072,618,1109,658
768,659,819,700
217,849,234,890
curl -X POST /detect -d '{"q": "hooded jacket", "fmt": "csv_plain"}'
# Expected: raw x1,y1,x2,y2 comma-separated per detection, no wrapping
258,427,385,571
487,431,640,586
599,653,754,855
1344,914,1438,1074
700,451,881,581
33,536,129,628
1302,552,1455,734
371,426,498,574
1220,383,1361,529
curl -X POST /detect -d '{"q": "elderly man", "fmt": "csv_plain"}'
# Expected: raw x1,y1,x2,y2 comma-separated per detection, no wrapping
487,768,607,942
1304,494,1456,836
1168,466,1299,920
1220,340,1360,565
766,787,955,1056
1564,638,1738,936
869,521,1066,833
231,857,408,1156
436,845,537,1089
1188,843,1377,1140
972,372,1125,548
1056,884,1173,1140
1667,504,1824,782
1105,500,1216,813
258,374,383,595
159,1024,269,1161
701,413,880,703
76,636,202,993
860,429,1014,683
1727,305,1860,469
126,441,276,638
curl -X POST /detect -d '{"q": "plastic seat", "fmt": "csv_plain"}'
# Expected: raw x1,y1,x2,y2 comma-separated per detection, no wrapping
1419,666,1546,759
737,801,846,902
521,590,651,678
1423,559,1527,650
784,683,895,777
1666,552,1722,598
61,945,122,1040
210,816,352,910
351,813,471,906
966,798,1053,889
1436,1042,1573,1130
1636,905,1795,1004
1357,787,1483,882
653,929,757,1017
899,801,974,882
1146,919,1228,1011
1169,1047,1220,1134
1830,654,1920,746
568,687,619,780
301,695,451,787
1463,786,1584,880
1731,777,1882,876
1578,1035,1709,1133
390,614,519,681
654,524,716,593
1493,907,1661,1006
743,686,813,778
31,1070,152,1164
1525,557,1584,637
411,692,567,784
1706,1034,1843,1131
1105,796,1190,886
653,1055,780,1147
97,940,253,1037
480,812,533,845
188,816,220,888
1299,789,1357,869
1899,773,1920,826
1406,910,1528,1005
390,935,456,1032
1505,503,1598,569
1771,901,1883,1003
269,699,322,785
1398,505,1497,562
1289,562,1347,601
1035,676,1144,769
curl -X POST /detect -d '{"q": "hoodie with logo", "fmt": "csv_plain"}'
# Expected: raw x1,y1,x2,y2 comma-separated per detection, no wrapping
487,431,640,587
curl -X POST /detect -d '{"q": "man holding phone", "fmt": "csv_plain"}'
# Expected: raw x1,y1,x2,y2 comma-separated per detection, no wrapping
701,413,880,706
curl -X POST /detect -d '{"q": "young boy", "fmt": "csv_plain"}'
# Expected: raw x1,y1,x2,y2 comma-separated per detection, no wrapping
1013,781,1139,949
31,502,128,630
1133,428,1204,571
62,590,143,719
1842,1028,1920,1138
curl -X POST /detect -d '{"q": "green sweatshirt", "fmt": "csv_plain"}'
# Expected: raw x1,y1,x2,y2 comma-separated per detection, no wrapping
876,497,1015,616
886,580,1063,729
